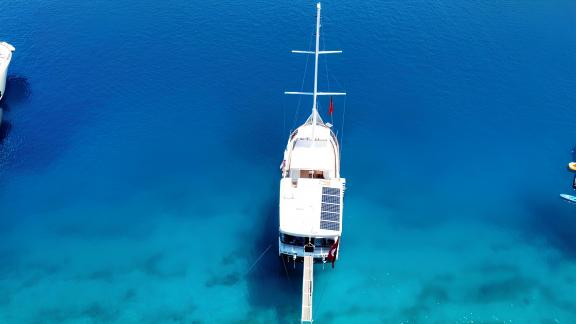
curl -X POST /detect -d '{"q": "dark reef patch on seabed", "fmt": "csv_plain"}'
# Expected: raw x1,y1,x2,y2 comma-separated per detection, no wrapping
521,194,576,259
33,303,120,324
220,252,240,266
82,303,120,322
323,305,384,322
405,263,576,321
48,211,154,240
540,286,576,315
205,272,241,287
471,276,536,303
122,288,137,302
139,251,188,279
81,269,116,282
401,283,450,321
17,261,63,290
474,262,519,276
144,304,198,324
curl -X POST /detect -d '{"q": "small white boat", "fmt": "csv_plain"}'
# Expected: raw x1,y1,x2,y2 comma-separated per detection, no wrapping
560,194,576,203
0,41,15,127
0,42,15,102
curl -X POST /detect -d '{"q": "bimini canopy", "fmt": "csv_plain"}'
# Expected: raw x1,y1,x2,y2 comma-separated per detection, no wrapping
290,139,336,173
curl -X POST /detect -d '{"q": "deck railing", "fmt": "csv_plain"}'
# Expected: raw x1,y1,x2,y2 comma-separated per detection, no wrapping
279,239,329,259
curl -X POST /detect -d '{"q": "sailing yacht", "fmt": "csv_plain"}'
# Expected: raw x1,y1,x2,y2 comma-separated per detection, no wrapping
278,3,346,265
0,41,15,125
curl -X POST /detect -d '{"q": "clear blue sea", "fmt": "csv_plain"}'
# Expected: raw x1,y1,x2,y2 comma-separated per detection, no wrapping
1,0,576,322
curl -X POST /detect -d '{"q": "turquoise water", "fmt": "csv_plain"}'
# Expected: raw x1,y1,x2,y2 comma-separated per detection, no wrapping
1,0,576,322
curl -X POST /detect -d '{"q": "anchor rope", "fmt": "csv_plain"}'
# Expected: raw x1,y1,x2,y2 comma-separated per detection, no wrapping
281,254,291,281
245,244,272,275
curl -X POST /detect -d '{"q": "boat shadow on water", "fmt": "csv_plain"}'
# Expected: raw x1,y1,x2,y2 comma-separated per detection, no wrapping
523,194,576,259
243,198,302,322
0,120,11,143
4,75,31,107
0,75,31,144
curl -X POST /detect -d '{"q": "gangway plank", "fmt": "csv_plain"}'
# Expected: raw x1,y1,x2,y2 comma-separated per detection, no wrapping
301,255,314,322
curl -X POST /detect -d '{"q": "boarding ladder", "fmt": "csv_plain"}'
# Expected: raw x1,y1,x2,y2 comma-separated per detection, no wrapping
301,254,314,322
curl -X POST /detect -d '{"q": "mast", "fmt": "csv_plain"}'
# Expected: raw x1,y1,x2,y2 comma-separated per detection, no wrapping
311,2,321,140
285,2,346,140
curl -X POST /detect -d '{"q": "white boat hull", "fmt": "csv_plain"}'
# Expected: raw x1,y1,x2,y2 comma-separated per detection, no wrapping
0,64,7,102
0,65,5,127
0,41,14,128
0,42,15,102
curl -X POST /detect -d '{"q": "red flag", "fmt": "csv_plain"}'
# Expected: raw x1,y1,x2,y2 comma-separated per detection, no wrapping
326,238,339,268
328,96,334,116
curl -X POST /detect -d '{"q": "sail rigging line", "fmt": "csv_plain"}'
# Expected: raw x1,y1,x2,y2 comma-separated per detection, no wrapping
317,18,347,148
291,25,316,134
321,55,347,152
321,24,334,125
286,3,346,141
340,95,347,156
282,92,286,139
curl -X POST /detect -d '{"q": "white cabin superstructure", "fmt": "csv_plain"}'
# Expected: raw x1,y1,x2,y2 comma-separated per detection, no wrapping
278,2,346,263
278,116,345,260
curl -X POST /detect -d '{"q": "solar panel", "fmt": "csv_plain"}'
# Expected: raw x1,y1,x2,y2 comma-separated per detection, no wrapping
321,203,340,213
320,211,339,221
320,186,341,231
322,187,340,196
321,195,340,204
320,221,340,231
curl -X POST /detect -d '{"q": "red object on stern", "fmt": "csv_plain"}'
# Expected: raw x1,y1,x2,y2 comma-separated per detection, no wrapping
327,238,339,268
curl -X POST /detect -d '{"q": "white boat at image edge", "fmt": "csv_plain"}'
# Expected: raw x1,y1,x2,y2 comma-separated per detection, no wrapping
277,3,346,322
0,41,16,125
560,193,576,203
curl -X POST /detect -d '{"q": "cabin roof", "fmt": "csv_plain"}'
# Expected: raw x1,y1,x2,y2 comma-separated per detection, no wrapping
279,178,344,237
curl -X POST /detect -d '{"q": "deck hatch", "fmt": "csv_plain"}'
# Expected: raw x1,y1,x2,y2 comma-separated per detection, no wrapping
320,187,341,231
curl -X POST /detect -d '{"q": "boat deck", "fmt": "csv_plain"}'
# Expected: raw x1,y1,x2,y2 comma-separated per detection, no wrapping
0,42,14,66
